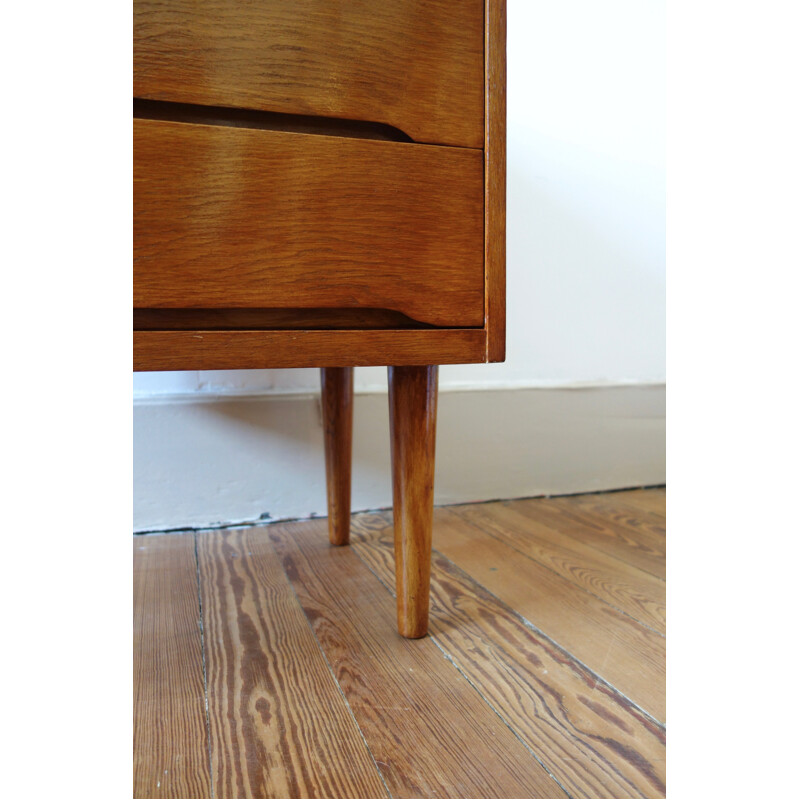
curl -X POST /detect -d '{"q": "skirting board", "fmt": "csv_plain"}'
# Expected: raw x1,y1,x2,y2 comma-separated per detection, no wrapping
134,384,665,533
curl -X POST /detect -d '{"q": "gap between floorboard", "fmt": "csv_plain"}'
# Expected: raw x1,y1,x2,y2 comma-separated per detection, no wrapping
269,533,394,799
347,515,666,796
193,532,215,800
348,512,666,730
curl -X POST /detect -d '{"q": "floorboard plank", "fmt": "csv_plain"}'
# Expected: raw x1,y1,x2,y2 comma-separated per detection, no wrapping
196,529,387,799
431,508,666,722
134,534,211,799
507,497,666,579
267,519,568,799
449,501,665,633
350,513,667,798
560,493,666,536
604,489,666,517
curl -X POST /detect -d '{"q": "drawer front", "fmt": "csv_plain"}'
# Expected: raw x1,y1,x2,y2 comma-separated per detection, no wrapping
133,0,484,148
133,119,485,328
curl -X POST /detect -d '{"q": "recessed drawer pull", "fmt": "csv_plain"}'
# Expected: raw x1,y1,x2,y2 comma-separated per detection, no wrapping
134,98,415,144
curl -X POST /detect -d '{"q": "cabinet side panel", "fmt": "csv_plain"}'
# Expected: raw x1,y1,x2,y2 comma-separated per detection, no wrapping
485,0,507,362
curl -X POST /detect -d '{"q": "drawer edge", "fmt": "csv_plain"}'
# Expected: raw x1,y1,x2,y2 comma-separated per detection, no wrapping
134,329,488,370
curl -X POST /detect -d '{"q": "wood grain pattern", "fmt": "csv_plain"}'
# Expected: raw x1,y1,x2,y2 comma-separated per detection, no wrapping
610,488,666,517
431,507,666,721
388,365,438,638
507,497,666,580
449,501,666,633
485,0,507,362
133,534,211,799
350,512,667,798
134,119,485,327
267,518,568,799
557,495,666,544
133,0,484,148
196,528,387,799
133,329,487,371
321,367,353,546
134,491,665,797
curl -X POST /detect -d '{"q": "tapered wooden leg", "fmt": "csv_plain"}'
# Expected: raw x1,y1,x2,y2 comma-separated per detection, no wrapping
321,367,353,546
388,365,438,638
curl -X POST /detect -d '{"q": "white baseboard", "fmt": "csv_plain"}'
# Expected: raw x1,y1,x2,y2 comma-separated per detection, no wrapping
134,384,665,533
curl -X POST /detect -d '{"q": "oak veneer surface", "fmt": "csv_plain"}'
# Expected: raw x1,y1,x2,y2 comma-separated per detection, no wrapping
133,534,211,799
321,367,353,547
133,0,484,148
484,0,507,361
389,366,438,638
134,119,485,328
134,490,666,798
133,329,488,371
196,530,387,799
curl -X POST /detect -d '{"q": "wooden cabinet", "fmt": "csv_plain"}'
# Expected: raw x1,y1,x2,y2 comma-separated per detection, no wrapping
134,0,506,637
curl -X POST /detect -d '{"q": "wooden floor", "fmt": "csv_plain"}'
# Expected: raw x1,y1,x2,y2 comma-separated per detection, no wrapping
134,489,666,799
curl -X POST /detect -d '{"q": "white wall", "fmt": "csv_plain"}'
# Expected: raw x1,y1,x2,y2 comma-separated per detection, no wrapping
135,386,665,532
134,0,665,401
134,1,665,530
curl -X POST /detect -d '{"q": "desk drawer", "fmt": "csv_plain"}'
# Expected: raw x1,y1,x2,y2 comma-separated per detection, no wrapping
133,0,484,148
133,119,485,328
